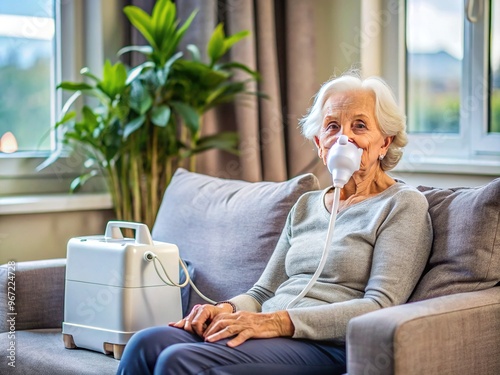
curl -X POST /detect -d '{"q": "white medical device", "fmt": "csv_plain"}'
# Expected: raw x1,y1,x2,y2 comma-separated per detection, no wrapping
62,221,183,359
287,135,362,308
326,135,363,189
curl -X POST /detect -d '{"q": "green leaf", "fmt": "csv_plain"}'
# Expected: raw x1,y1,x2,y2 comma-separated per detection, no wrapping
207,23,225,66
151,105,171,127
207,27,250,67
123,5,158,50
96,60,113,97
152,0,170,31
171,101,199,134
81,88,111,104
224,30,249,51
149,51,164,66
156,68,167,86
215,61,261,80
163,51,183,78
80,67,100,82
126,61,155,85
173,60,230,87
117,45,154,57
204,82,245,108
244,90,270,100
152,0,175,48
123,115,146,139
70,170,99,193
186,44,201,61
55,111,76,127
82,106,99,130
97,60,127,99
204,85,233,107
129,81,153,115
184,132,239,157
112,62,128,95
58,82,93,91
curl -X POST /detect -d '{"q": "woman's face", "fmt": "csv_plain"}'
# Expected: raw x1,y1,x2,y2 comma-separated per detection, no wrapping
314,89,392,177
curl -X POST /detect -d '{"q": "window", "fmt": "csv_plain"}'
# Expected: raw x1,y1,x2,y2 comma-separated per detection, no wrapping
403,0,500,166
0,0,62,196
0,1,122,196
406,0,463,135
0,0,56,154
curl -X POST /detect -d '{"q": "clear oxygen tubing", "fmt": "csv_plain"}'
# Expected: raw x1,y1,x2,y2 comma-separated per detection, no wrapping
149,253,217,304
286,186,342,309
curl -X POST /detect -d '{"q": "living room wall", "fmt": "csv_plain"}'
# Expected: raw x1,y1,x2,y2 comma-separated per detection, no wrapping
0,209,114,264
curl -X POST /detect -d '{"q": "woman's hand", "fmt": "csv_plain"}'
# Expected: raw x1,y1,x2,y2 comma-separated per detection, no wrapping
203,310,295,348
169,303,233,337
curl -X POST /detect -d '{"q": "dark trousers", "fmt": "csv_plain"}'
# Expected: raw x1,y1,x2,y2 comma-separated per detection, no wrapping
116,326,346,375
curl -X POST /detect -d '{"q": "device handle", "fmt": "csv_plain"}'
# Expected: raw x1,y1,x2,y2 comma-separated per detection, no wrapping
104,221,153,245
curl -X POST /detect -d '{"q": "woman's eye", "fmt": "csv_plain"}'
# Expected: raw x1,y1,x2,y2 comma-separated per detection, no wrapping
354,122,367,129
326,122,340,132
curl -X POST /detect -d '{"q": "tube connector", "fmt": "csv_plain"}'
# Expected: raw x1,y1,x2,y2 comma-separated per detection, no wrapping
144,251,155,262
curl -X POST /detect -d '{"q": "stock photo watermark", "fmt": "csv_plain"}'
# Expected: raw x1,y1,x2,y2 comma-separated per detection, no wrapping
5,261,16,369
70,269,132,326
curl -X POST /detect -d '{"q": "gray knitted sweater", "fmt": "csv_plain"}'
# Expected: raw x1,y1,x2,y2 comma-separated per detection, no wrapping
231,182,432,341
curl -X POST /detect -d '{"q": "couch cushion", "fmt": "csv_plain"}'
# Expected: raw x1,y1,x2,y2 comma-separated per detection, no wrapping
152,168,320,312
410,178,500,301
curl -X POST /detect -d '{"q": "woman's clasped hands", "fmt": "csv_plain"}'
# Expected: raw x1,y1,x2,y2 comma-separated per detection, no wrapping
169,304,294,348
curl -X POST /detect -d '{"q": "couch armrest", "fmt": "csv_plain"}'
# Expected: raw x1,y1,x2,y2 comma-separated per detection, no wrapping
347,287,500,375
0,258,66,332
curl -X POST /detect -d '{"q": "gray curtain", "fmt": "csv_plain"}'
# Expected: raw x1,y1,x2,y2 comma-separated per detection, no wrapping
129,0,326,183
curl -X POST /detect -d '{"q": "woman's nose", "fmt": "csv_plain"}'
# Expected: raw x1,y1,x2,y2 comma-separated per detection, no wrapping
320,127,354,148
339,126,353,138
335,128,354,143
340,129,358,144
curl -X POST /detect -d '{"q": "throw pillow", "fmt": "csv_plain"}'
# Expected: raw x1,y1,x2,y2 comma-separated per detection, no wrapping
410,178,500,301
152,168,320,313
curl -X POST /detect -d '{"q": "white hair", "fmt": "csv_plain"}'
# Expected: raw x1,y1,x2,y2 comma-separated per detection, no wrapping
299,71,407,171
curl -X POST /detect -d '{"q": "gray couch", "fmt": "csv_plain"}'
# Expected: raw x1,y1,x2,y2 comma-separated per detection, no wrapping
1,169,499,375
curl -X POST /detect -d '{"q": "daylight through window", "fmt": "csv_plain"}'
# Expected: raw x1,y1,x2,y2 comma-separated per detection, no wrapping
0,0,56,154
405,0,500,159
406,0,463,134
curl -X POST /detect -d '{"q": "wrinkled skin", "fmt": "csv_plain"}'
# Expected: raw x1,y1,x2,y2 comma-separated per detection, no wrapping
170,303,294,347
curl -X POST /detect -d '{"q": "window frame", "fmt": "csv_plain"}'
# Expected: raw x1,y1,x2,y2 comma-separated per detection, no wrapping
468,0,500,153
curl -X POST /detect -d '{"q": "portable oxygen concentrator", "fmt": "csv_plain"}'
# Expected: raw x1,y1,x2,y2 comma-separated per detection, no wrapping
62,221,182,360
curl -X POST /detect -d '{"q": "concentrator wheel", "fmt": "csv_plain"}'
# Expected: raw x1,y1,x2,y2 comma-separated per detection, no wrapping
104,342,126,360
63,334,77,349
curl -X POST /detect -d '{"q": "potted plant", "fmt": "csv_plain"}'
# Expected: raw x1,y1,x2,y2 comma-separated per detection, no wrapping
44,0,260,229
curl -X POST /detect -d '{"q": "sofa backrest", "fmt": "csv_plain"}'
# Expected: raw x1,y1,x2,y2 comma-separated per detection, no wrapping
409,178,500,302
0,258,66,332
152,168,320,313
152,169,500,310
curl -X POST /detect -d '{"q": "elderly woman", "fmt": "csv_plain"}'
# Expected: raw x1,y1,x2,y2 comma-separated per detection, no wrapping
117,72,432,375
